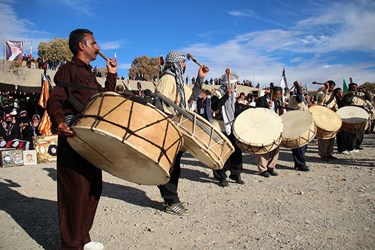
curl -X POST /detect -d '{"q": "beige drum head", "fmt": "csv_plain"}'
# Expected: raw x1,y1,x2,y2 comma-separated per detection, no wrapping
337,106,368,133
309,105,342,133
337,106,368,124
233,108,283,149
281,110,316,148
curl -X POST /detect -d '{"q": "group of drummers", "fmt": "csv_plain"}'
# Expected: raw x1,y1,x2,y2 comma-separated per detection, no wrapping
46,29,373,250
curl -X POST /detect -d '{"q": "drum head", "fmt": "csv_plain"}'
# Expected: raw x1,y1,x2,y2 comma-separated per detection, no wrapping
233,108,283,146
281,110,313,139
309,105,342,131
68,127,171,186
337,106,368,123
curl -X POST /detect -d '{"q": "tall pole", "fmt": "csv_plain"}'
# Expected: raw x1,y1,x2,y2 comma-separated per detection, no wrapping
3,40,5,71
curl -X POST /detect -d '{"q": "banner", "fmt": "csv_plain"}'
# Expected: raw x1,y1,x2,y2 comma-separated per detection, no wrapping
5,40,24,61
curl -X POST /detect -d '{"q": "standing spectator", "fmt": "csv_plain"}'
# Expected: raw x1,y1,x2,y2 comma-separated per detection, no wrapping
195,89,212,121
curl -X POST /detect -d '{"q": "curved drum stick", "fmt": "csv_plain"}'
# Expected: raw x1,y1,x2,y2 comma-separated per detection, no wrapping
186,53,209,73
97,51,117,67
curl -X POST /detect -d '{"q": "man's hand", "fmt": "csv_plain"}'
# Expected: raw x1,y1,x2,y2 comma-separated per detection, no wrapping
198,65,209,78
107,59,118,74
227,86,233,95
57,122,74,137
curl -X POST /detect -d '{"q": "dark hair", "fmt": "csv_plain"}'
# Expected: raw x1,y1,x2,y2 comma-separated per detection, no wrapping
143,89,152,97
69,29,93,55
326,80,336,87
333,87,342,96
273,86,282,94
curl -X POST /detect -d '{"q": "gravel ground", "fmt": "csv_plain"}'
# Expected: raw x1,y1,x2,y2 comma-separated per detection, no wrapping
0,134,374,250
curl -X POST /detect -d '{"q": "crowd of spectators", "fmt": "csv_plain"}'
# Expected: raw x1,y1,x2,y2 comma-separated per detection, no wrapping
0,94,44,150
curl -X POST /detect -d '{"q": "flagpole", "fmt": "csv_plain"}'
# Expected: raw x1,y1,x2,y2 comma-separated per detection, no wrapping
2,40,5,71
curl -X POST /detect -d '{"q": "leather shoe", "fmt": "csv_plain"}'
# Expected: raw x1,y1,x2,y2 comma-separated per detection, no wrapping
328,154,338,160
355,146,363,150
218,179,229,187
229,175,245,184
295,165,310,172
260,171,271,178
267,168,278,176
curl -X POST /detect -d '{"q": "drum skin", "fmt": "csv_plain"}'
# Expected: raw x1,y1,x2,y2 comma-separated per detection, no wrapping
309,105,342,139
336,106,368,133
172,110,234,170
68,92,183,186
233,108,283,154
280,110,317,149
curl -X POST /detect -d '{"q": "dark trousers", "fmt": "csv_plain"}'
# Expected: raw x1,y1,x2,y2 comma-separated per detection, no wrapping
355,131,364,148
292,144,308,168
57,137,102,250
157,151,183,205
336,130,356,152
213,133,243,180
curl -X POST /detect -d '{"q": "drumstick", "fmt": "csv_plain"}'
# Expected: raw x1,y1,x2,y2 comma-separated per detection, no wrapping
97,51,117,67
186,53,209,73
225,68,231,88
312,81,325,85
121,80,129,90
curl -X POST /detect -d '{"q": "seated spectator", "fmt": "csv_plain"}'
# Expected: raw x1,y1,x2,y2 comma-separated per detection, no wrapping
0,113,20,141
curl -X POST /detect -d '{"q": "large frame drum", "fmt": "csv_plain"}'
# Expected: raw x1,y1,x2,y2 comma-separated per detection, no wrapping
68,92,183,185
309,106,342,139
233,108,283,154
336,106,368,133
280,110,317,148
172,110,234,170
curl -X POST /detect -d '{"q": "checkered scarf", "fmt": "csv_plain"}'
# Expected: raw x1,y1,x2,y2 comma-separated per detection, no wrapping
164,51,186,108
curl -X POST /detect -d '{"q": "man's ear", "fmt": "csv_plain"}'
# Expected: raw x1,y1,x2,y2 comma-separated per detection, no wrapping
78,41,85,51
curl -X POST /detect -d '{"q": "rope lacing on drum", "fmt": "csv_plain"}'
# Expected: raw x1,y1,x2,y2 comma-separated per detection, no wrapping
83,95,183,166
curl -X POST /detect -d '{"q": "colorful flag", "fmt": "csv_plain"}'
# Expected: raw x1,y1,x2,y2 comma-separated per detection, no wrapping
5,40,24,61
280,68,288,92
278,68,288,114
38,75,52,136
343,79,349,94
29,42,32,59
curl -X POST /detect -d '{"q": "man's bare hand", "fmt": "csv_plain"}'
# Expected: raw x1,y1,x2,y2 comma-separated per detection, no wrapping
57,122,74,137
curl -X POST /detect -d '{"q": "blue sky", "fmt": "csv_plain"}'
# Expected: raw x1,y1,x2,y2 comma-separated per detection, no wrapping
1,0,374,90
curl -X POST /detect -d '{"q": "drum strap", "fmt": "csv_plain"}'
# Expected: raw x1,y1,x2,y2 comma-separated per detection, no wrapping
325,94,335,106
55,81,99,114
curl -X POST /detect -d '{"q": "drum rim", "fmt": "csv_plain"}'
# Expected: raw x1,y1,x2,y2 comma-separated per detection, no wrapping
173,109,234,150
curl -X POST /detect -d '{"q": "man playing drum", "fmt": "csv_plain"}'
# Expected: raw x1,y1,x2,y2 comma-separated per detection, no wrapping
333,87,358,154
255,86,283,177
154,51,208,215
47,29,118,250
287,81,310,171
345,83,373,150
316,80,339,161
210,72,244,187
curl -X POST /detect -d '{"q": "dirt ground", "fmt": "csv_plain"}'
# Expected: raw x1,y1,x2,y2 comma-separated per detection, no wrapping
0,134,374,250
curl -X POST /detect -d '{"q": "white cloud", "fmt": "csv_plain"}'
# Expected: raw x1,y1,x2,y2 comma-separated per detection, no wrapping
228,10,255,18
57,0,94,16
100,41,122,50
118,63,131,70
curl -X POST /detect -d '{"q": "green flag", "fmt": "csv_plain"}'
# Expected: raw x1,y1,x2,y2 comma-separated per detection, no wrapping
343,79,348,94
